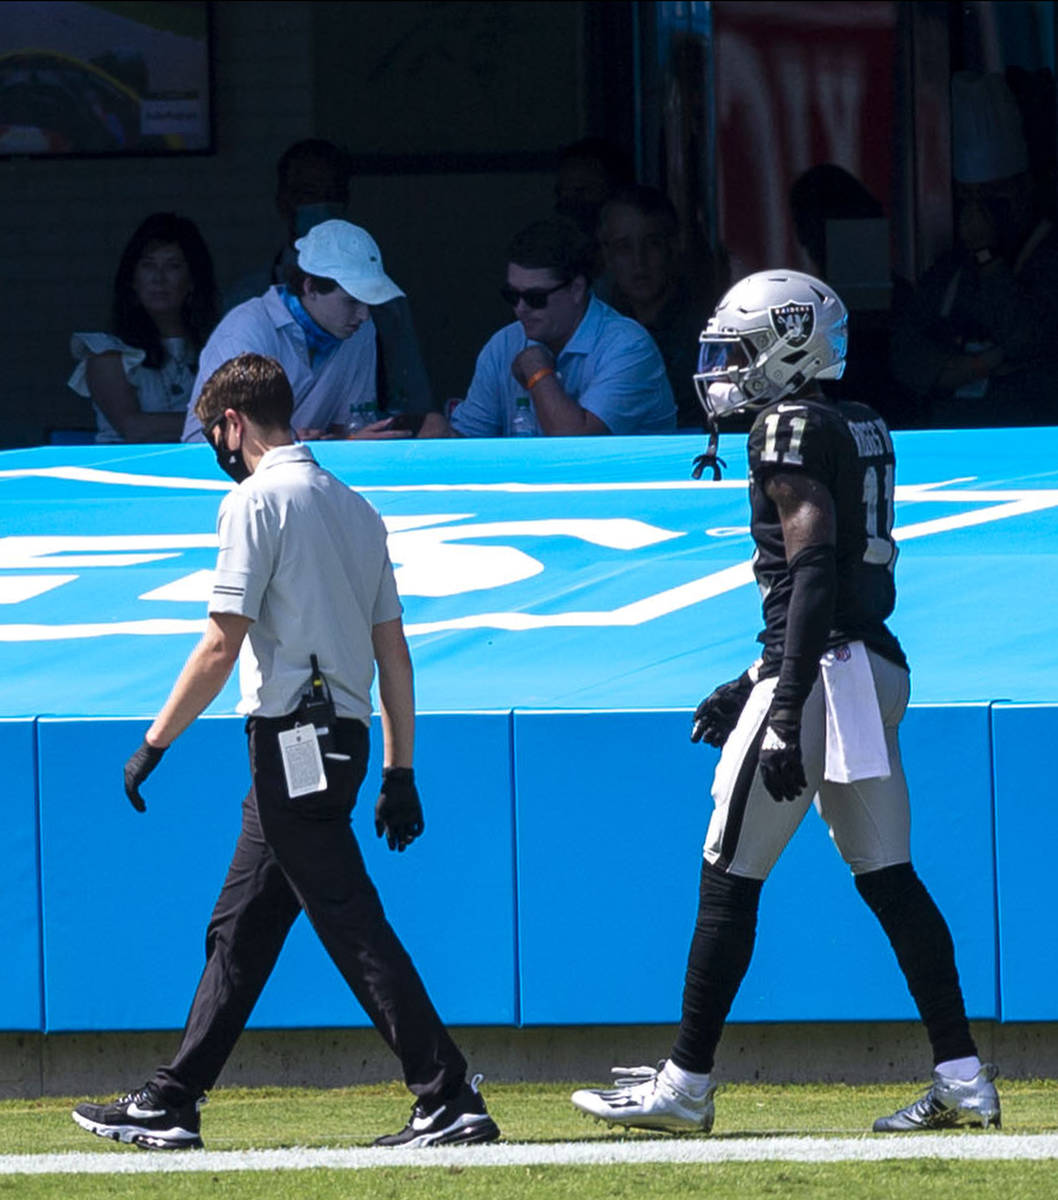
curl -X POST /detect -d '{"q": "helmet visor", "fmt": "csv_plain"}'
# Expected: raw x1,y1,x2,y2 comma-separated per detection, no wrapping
696,334,754,378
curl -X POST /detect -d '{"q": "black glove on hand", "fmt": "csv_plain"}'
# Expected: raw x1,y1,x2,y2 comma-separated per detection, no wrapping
758,710,806,803
124,740,166,813
375,767,424,852
691,671,754,747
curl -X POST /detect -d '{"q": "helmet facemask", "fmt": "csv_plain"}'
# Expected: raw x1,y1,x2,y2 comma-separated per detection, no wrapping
693,328,778,420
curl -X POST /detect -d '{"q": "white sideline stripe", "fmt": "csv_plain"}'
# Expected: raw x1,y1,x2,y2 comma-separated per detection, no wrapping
2,1135,1057,1175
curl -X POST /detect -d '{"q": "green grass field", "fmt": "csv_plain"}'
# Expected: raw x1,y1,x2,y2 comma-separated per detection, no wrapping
3,1079,1057,1199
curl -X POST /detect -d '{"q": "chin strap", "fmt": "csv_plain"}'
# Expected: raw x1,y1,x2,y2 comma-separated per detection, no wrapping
691,421,726,481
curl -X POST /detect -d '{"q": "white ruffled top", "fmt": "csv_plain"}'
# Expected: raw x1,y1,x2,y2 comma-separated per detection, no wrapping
68,332,196,443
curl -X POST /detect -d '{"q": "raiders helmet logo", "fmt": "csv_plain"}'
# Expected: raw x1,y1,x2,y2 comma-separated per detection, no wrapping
769,302,815,347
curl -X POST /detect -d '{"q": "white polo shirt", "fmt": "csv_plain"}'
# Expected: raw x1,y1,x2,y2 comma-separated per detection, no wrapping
208,443,402,721
182,286,376,441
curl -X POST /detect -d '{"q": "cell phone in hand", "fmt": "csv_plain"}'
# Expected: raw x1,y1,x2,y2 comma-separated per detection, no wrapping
385,411,426,435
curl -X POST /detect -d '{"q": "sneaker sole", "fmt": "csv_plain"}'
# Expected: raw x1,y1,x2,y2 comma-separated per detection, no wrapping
376,1113,501,1148
575,1110,713,1135
873,1110,1002,1133
571,1093,714,1135
71,1110,203,1150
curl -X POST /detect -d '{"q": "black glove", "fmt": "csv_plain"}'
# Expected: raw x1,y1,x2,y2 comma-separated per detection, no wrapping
758,709,806,803
375,767,424,852
691,671,754,747
123,740,166,813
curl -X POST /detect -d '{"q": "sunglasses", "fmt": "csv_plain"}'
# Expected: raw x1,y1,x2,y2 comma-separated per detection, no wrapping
499,279,570,309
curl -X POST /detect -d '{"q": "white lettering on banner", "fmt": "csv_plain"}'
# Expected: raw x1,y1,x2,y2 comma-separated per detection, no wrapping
140,570,217,603
0,576,78,604
387,518,681,597
0,535,216,569
0,466,230,491
0,481,1056,640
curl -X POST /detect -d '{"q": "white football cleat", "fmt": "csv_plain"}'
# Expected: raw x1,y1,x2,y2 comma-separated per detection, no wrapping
873,1063,1001,1132
571,1063,715,1134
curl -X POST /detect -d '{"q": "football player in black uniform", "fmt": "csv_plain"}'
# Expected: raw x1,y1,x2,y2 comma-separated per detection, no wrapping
572,270,1000,1135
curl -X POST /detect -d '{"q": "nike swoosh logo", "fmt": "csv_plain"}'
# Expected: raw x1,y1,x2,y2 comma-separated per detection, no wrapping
127,1103,166,1119
776,403,805,412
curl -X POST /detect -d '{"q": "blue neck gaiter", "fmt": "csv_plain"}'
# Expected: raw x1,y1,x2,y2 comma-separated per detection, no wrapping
279,285,341,366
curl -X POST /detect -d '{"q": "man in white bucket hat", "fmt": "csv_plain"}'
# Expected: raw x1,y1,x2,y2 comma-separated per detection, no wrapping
182,220,410,441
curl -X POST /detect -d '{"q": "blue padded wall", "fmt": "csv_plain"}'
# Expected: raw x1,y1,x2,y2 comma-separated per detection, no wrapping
38,713,515,1032
250,710,517,1029
0,720,41,1030
515,705,997,1025
514,709,707,1024
992,704,1058,1022
7,433,1054,1034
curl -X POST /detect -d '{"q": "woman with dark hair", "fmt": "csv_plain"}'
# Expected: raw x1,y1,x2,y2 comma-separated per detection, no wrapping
69,213,218,442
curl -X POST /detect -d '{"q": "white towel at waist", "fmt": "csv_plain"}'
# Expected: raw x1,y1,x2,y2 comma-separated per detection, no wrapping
820,641,890,783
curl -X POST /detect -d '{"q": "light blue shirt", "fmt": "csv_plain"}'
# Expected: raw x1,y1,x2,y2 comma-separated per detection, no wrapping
181,286,376,442
452,296,676,437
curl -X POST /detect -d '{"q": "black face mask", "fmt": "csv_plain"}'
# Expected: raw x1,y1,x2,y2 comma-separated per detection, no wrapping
210,417,251,483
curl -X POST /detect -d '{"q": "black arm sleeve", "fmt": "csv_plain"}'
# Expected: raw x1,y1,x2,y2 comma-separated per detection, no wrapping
770,542,837,723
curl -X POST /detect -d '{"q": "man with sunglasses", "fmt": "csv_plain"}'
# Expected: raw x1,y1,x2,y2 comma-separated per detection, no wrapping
449,216,676,437
72,353,499,1153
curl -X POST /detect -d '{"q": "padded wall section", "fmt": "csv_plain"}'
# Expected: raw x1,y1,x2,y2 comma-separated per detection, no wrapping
993,704,1058,1021
514,710,705,1024
38,713,515,1032
514,705,997,1025
250,711,516,1028
0,720,41,1030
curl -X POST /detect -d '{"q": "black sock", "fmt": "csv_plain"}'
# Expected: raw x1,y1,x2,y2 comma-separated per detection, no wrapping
670,860,763,1074
855,862,977,1065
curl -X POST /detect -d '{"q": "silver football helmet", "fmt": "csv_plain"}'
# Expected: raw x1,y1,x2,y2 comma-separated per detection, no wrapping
694,270,848,420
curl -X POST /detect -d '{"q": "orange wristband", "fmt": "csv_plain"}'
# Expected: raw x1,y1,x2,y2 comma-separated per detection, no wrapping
525,367,555,390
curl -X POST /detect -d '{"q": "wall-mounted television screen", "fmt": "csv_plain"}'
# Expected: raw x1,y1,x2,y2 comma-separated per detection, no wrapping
0,1,212,157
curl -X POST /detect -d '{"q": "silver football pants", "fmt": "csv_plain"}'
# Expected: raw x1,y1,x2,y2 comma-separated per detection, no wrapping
704,646,911,880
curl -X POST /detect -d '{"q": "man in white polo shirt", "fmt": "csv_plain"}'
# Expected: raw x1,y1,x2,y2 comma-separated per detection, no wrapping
72,353,499,1152
182,221,410,442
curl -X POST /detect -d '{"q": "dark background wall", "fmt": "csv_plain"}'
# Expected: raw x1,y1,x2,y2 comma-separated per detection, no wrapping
3,2,1054,447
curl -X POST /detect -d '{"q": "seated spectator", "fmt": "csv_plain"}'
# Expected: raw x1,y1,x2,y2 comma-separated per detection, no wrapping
891,72,1058,427
226,138,444,435
599,185,723,429
69,213,218,443
449,217,676,437
182,220,410,442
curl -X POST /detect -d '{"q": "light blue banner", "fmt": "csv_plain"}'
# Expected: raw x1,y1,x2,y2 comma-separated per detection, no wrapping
1,429,1055,717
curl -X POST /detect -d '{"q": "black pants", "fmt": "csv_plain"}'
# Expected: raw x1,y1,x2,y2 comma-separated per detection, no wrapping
152,715,466,1105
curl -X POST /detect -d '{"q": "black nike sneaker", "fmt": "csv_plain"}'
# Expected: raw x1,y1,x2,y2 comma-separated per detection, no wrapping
373,1073,500,1147
71,1082,205,1150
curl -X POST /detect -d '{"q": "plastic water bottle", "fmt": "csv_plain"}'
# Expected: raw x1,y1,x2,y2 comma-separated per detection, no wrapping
347,400,377,433
511,396,534,437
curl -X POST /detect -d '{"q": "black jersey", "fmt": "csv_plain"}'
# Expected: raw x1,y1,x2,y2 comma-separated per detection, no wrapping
746,394,907,673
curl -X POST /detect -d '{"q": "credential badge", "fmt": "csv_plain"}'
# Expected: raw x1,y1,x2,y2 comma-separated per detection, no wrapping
770,301,814,347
